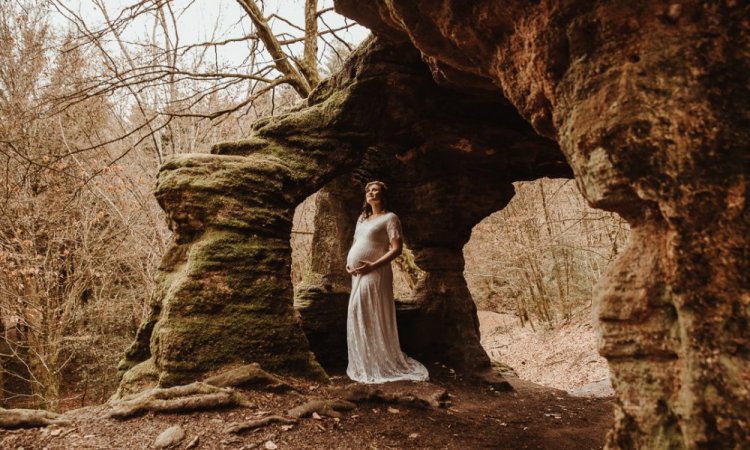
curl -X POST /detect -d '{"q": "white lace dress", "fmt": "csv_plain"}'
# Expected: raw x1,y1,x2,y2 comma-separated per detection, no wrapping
345,212,429,383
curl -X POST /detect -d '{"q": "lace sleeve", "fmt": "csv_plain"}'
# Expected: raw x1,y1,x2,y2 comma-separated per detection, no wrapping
386,213,402,241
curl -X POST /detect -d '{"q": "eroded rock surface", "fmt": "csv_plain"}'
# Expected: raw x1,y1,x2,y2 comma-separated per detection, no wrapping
120,35,568,392
334,0,749,447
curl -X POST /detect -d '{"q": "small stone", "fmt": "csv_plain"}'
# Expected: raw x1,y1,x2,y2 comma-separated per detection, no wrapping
281,424,294,431
153,425,185,449
50,429,61,437
264,441,278,450
408,433,419,439
387,407,399,414
667,4,682,20
312,412,322,420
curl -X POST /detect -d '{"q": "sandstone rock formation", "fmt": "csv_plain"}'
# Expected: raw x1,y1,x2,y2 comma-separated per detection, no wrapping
119,36,567,392
335,0,749,448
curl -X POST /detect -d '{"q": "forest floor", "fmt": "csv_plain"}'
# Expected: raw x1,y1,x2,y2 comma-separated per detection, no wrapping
477,310,613,395
1,363,613,450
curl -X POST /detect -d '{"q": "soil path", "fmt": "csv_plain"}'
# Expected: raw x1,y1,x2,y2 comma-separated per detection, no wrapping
1,365,612,449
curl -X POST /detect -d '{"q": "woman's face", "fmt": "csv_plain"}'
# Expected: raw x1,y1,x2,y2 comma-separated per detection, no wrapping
365,183,383,206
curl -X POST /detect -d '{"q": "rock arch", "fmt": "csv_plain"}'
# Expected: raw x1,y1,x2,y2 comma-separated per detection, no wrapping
118,36,568,393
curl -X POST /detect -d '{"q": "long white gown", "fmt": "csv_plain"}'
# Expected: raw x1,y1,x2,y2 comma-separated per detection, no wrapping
346,212,429,383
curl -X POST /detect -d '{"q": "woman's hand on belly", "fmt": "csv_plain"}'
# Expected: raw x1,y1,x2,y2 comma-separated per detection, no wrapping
348,260,376,277
356,260,377,276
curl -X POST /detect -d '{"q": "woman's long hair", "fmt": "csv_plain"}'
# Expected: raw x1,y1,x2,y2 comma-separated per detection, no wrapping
360,181,388,221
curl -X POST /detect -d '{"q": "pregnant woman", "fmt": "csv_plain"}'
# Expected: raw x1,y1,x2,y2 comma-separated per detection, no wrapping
345,181,429,384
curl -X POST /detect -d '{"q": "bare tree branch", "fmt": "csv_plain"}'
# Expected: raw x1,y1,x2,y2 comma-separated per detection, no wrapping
234,0,312,97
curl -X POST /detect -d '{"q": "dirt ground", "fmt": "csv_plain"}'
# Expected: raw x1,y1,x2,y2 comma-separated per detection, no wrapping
1,363,613,450
478,310,611,394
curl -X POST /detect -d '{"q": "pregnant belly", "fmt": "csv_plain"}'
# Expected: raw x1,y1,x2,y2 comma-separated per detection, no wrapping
347,241,385,268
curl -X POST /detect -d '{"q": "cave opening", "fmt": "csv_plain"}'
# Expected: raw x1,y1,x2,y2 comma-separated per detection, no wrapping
464,178,629,395
287,172,629,390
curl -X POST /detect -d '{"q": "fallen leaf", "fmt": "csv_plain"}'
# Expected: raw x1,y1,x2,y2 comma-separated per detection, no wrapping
281,424,294,431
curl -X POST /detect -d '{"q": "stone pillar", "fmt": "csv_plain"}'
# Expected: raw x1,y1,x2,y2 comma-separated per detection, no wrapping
389,175,518,373
398,247,489,371
554,4,750,447
118,154,332,391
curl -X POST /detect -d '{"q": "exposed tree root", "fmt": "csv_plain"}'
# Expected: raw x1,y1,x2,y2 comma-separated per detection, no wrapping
0,408,71,429
107,382,252,419
333,384,451,409
225,415,297,434
204,363,296,392
287,398,356,419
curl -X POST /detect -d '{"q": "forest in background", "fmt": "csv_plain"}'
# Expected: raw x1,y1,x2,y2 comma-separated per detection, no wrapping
464,179,628,328
0,0,358,411
0,0,627,413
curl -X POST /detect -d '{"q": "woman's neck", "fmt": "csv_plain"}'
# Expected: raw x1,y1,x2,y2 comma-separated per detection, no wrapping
371,205,384,215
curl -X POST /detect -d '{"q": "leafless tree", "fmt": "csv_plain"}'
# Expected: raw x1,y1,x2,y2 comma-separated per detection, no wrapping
463,179,629,329
0,0,362,410
47,0,361,168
